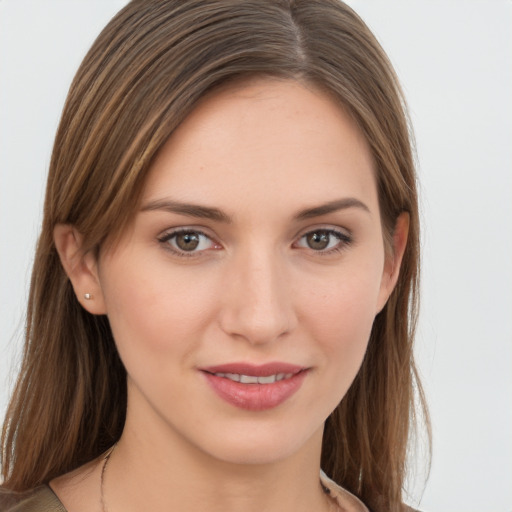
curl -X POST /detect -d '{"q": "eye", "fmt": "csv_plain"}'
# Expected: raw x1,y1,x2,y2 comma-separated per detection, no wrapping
295,229,351,253
158,229,219,256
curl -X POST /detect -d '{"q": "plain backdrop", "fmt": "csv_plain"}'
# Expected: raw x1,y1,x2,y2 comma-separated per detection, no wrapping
1,1,511,511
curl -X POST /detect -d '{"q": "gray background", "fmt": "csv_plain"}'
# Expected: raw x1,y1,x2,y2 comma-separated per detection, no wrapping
1,1,511,510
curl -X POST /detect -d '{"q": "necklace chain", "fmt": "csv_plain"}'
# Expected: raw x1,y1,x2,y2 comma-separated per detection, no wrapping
100,444,116,512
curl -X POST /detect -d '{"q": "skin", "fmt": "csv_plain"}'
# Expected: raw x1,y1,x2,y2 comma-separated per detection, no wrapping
52,79,408,512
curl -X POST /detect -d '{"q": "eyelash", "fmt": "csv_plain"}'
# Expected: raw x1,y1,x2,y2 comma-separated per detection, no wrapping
294,228,353,256
157,227,352,258
157,228,218,258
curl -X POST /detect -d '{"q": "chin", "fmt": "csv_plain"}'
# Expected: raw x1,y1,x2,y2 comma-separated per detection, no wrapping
195,421,323,467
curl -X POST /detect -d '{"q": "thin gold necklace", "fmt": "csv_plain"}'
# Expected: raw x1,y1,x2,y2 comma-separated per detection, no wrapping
100,444,116,512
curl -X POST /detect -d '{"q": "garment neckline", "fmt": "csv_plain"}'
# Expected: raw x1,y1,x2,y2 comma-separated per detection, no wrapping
320,470,369,512
41,472,369,512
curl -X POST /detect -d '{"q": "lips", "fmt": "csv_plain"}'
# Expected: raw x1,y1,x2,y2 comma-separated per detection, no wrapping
212,372,295,384
200,362,308,411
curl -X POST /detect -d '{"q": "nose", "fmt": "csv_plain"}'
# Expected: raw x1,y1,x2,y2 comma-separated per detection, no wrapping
218,247,297,345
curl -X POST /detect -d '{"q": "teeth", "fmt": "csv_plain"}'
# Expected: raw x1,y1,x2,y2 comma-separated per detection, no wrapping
239,374,259,384
214,372,295,384
257,375,276,384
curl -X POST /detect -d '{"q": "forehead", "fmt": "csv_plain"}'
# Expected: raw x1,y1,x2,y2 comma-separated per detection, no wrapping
143,79,378,218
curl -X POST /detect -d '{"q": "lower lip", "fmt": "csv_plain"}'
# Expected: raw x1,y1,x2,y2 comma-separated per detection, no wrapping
202,371,308,411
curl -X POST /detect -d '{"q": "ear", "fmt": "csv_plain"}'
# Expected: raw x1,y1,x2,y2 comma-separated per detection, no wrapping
376,212,409,314
53,224,107,315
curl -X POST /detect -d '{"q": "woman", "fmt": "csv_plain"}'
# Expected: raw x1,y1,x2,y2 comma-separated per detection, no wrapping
0,1,429,511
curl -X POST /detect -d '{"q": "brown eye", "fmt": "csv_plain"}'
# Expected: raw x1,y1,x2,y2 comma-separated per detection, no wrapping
305,231,330,250
295,229,351,253
175,232,200,251
159,229,217,255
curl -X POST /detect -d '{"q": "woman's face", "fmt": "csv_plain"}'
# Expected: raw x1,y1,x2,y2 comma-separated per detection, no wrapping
91,79,401,465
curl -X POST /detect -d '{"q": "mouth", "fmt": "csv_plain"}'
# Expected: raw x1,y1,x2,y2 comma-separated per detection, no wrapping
208,372,295,384
200,362,308,411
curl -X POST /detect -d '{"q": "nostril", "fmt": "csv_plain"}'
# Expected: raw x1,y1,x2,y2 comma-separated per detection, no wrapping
217,255,297,344
218,296,296,345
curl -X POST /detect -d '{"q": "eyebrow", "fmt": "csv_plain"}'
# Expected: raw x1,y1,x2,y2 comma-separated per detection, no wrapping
294,198,370,220
141,199,232,223
140,197,370,223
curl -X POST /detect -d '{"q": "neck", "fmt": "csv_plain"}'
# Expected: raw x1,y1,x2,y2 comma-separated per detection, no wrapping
103,404,331,512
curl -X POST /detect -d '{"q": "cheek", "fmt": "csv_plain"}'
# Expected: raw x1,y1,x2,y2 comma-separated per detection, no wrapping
297,260,383,375
99,255,219,364
307,284,375,351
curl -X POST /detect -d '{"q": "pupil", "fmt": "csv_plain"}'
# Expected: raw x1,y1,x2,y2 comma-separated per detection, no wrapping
307,231,329,250
176,233,199,251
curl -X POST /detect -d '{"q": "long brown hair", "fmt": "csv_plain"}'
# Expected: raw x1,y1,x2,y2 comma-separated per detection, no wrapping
1,1,429,510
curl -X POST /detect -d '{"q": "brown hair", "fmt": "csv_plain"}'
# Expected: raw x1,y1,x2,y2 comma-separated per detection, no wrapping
1,1,429,510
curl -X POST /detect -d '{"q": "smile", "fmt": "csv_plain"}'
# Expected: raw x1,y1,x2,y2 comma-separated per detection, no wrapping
212,372,295,384
200,363,308,411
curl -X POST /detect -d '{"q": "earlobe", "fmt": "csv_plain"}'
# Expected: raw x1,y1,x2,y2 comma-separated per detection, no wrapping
53,224,107,315
376,212,410,313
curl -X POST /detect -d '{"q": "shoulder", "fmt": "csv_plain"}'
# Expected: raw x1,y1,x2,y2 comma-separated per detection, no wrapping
320,470,369,512
0,485,67,512
319,472,423,512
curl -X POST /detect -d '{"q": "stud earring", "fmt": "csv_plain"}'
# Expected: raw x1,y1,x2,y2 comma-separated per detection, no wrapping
84,293,92,300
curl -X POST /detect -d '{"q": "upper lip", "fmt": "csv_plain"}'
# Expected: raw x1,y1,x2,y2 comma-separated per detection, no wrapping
200,362,306,377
